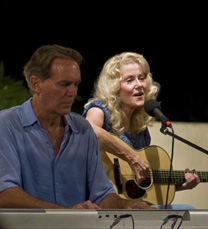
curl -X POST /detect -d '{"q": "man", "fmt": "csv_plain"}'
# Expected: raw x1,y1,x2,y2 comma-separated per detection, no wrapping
0,44,155,209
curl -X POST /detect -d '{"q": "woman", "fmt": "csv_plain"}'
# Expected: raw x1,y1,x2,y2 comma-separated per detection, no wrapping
83,52,199,209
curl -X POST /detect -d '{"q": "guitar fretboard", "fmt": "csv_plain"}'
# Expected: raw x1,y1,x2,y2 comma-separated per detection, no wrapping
152,170,208,184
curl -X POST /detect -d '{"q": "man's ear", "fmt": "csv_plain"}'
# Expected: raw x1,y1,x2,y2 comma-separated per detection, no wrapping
30,75,42,94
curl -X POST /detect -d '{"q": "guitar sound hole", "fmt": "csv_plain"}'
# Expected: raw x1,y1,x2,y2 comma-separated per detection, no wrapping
126,180,146,199
139,177,151,188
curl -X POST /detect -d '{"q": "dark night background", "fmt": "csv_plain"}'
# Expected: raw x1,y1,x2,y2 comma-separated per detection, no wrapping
1,2,207,122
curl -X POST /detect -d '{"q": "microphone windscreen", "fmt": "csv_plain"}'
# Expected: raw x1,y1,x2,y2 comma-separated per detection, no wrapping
144,99,161,117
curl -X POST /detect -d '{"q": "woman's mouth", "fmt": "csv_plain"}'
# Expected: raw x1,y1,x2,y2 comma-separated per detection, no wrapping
133,91,144,97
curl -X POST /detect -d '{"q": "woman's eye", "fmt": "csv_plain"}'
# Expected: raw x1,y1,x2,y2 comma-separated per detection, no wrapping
139,75,145,81
126,78,133,82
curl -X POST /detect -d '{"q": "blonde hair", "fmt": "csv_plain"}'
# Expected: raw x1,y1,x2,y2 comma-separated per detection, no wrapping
85,52,160,135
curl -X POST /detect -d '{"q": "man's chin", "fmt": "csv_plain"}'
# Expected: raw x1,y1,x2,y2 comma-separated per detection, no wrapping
62,106,72,114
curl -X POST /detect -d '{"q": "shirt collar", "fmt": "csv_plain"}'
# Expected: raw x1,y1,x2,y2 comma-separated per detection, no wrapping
63,113,79,133
20,98,79,133
20,98,38,127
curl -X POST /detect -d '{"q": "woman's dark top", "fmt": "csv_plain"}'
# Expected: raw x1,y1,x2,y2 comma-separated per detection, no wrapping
83,99,151,150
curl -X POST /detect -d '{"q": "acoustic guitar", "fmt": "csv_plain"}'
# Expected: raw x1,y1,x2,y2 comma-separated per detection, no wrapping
100,136,208,205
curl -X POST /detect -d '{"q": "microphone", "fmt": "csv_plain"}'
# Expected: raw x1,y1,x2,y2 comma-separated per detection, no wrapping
144,99,172,127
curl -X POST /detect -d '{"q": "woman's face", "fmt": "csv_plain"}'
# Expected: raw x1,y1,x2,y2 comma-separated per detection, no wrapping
119,62,147,112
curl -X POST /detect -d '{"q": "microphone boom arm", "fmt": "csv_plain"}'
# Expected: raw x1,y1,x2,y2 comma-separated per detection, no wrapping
160,126,208,156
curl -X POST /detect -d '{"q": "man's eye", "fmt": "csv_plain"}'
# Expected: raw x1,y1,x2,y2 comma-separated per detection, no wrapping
60,83,68,87
75,82,80,87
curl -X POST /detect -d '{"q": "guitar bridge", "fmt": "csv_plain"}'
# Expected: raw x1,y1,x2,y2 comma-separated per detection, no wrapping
113,158,123,194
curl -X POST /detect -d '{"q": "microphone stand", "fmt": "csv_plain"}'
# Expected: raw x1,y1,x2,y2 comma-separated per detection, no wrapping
160,125,208,156
160,123,208,208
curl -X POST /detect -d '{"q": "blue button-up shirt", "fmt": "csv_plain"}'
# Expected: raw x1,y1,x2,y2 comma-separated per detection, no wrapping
0,98,115,207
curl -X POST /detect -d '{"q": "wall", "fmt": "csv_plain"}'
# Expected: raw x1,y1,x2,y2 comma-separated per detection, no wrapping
148,121,208,209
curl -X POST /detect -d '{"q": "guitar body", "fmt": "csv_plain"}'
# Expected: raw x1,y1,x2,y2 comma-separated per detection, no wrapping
101,141,176,205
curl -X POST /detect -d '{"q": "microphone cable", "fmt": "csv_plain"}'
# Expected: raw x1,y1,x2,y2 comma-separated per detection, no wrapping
164,124,175,209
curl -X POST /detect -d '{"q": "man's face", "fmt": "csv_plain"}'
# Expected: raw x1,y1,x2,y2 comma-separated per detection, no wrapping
38,58,81,115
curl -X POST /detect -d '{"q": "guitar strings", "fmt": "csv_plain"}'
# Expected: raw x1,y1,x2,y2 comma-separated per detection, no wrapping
122,170,207,184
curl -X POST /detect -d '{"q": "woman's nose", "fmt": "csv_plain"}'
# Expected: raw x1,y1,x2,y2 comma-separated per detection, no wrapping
135,79,142,87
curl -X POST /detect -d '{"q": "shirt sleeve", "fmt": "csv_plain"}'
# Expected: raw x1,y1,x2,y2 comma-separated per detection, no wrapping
83,119,115,204
82,99,113,133
0,112,22,192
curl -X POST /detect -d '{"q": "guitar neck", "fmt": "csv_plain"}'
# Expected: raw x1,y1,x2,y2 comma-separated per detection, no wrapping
153,170,208,184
